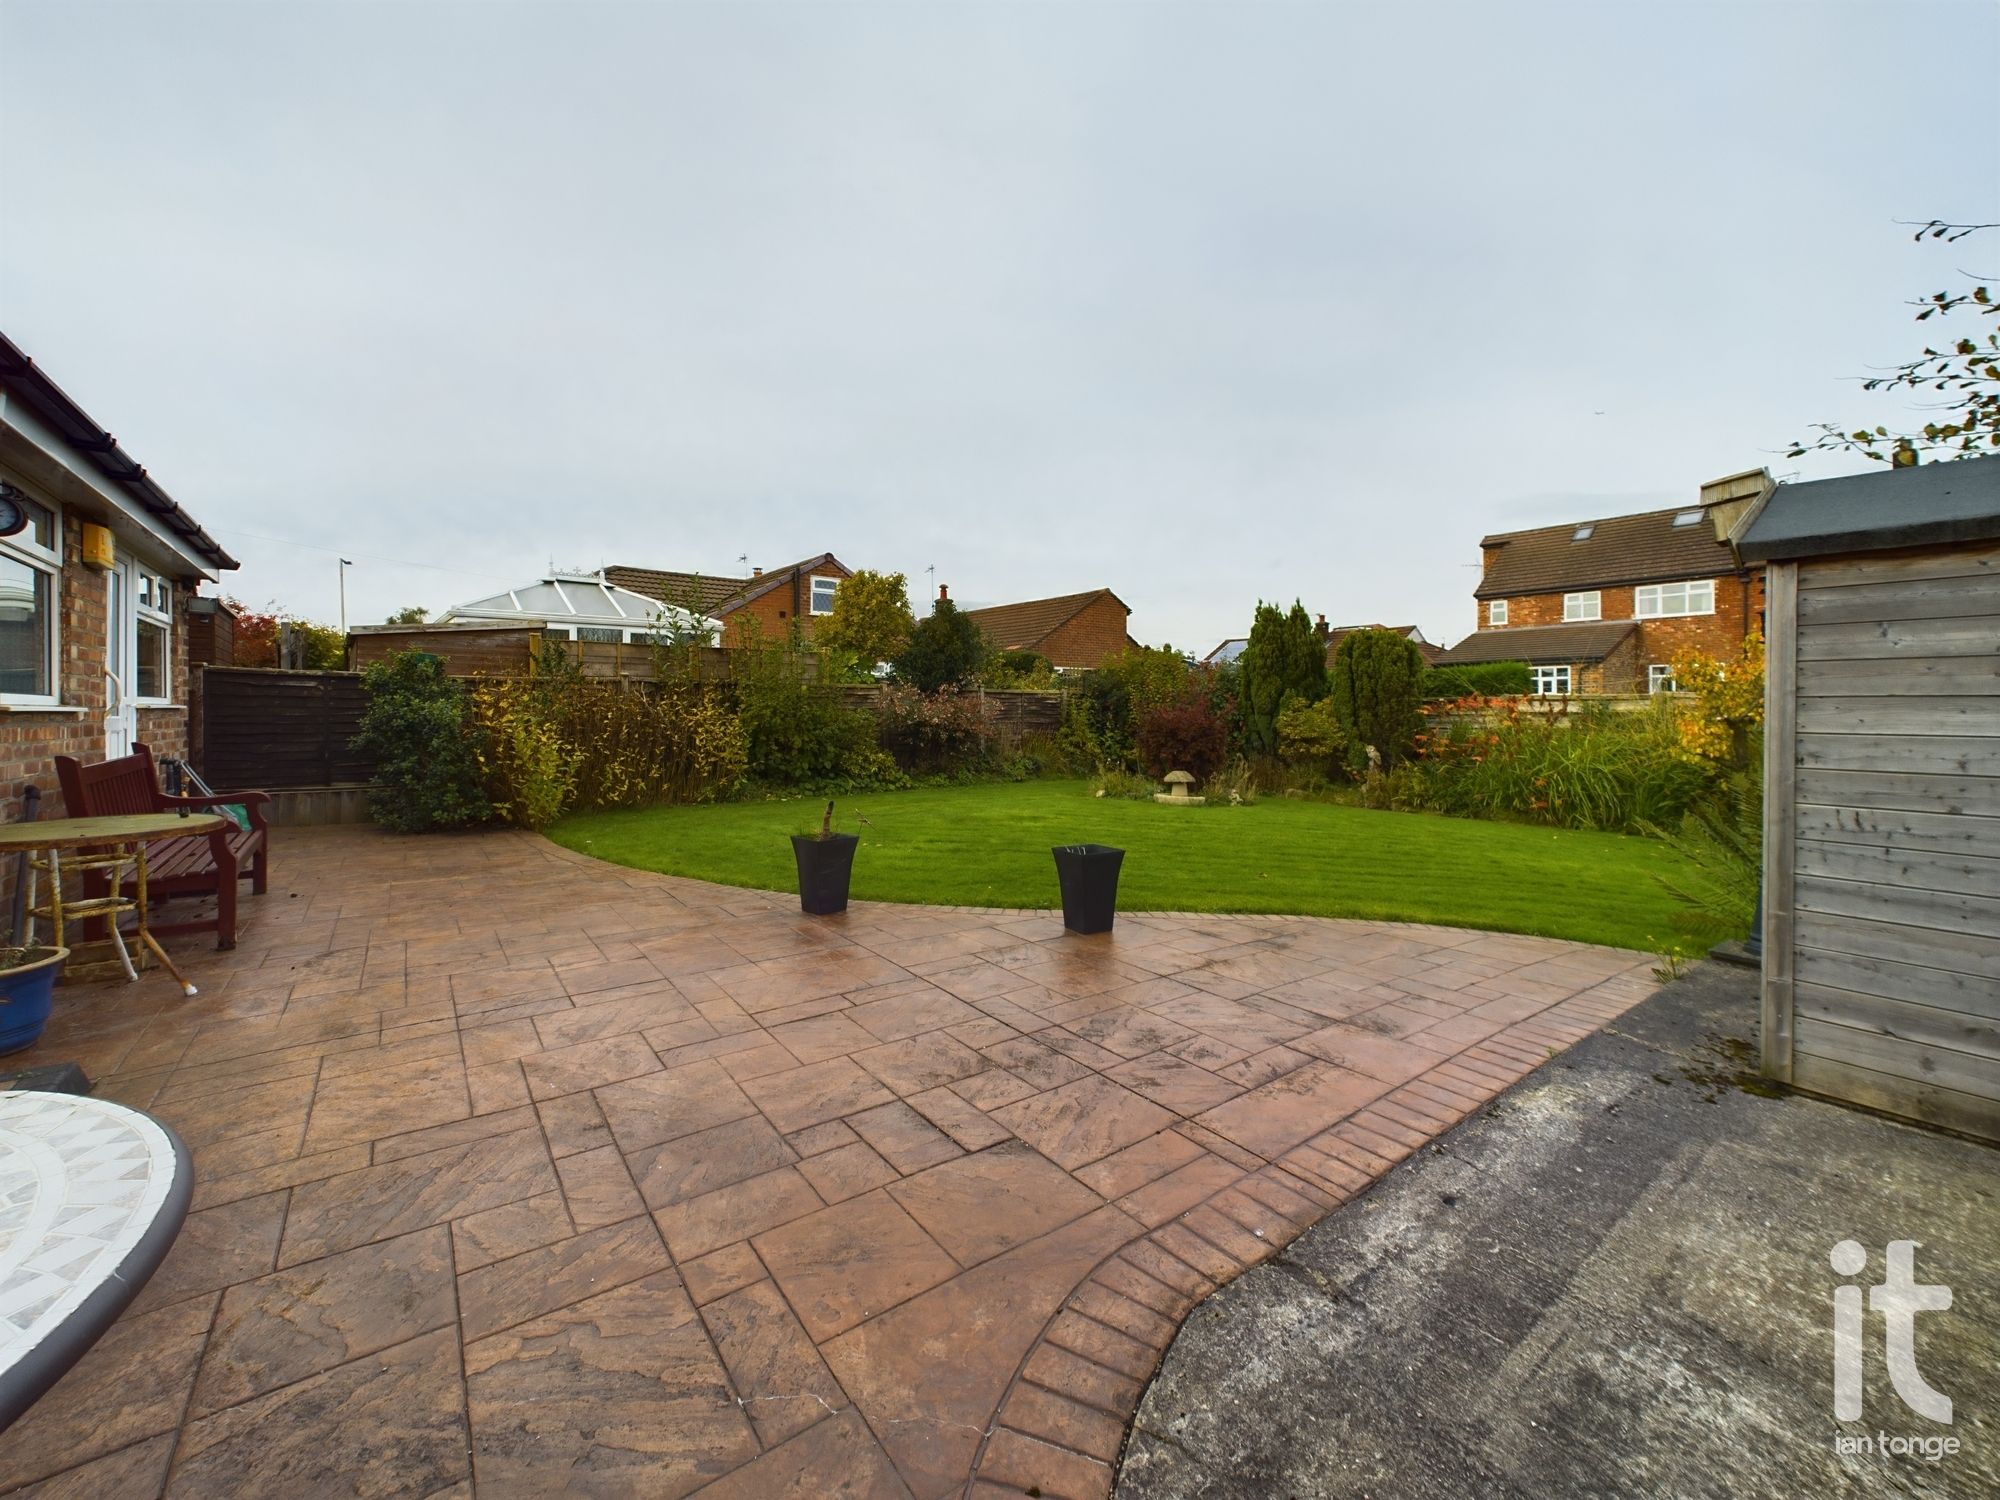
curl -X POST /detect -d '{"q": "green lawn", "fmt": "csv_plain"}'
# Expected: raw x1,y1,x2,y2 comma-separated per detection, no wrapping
549,779,1699,953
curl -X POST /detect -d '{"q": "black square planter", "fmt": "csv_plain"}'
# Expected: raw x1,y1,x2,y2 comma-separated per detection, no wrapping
1053,843,1124,934
791,833,859,915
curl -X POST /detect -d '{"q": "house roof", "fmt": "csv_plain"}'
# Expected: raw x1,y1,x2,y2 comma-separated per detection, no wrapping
605,553,849,616
963,589,1129,652
1434,620,1636,667
1734,456,2000,563
437,572,708,632
1475,503,1738,599
0,332,237,573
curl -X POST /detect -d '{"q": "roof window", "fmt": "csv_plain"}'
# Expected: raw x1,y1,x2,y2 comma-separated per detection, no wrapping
1571,524,1594,542
1672,509,1705,527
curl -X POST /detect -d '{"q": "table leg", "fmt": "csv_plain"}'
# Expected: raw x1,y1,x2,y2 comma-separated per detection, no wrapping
135,843,197,997
47,848,63,952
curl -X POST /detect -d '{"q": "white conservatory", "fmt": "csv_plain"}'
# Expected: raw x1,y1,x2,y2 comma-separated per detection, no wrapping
438,571,713,645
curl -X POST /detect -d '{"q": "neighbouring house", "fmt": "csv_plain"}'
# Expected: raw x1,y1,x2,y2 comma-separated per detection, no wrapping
1737,455,1999,1141
1317,619,1445,668
605,553,855,642
1435,469,1770,694
0,333,238,821
1202,638,1248,666
960,586,1133,670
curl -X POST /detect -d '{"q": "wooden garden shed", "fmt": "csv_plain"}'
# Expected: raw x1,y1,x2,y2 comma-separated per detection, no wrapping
1735,456,1999,1140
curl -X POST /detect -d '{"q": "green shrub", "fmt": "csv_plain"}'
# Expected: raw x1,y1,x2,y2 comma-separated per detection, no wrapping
1239,601,1328,756
354,650,491,833
1057,671,1134,769
896,598,989,692
1202,757,1260,806
982,649,1056,690
1089,766,1155,800
1421,661,1531,699
1643,767,1762,942
1276,694,1349,780
1330,629,1425,769
1402,699,1713,832
734,623,886,785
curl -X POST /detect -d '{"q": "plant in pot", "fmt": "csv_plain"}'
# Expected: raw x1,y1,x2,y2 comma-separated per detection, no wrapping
791,801,860,916
0,944,69,1056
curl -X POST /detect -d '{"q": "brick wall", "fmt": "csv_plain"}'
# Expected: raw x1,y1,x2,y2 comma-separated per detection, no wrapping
0,517,193,823
1035,596,1131,670
718,563,851,644
1481,570,1763,689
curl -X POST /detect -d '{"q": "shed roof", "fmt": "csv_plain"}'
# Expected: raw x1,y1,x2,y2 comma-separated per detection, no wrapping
1476,503,1738,599
1434,620,1636,666
963,589,1128,651
1734,456,2000,563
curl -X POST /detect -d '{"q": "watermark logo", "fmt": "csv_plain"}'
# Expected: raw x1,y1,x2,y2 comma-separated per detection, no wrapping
1830,1239,1959,1463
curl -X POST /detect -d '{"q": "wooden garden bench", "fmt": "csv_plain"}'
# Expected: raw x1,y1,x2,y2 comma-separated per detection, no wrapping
53,744,270,950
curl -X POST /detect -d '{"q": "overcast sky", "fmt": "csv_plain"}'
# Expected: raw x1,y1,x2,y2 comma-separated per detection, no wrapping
3,1,1994,651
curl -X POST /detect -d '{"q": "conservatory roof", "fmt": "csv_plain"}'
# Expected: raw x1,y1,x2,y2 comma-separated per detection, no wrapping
441,572,688,626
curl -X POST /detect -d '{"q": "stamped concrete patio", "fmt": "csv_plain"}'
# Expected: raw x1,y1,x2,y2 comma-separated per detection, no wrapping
0,826,1661,1499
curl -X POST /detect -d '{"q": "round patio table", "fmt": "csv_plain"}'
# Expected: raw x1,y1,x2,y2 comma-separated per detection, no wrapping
0,1092,191,1432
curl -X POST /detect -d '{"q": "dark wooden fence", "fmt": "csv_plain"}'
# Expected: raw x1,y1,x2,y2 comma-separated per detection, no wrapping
194,666,375,790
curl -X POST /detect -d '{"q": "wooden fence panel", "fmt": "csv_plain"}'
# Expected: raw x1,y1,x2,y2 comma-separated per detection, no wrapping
196,666,375,790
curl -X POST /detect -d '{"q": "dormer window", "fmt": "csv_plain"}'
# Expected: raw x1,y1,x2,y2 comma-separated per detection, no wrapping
1572,524,1594,541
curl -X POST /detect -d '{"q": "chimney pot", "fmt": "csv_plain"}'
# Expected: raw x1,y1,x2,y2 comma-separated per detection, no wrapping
752,566,763,576
939,584,949,601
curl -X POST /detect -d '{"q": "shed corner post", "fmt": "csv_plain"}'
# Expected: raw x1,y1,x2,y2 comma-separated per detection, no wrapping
1760,560,1798,1083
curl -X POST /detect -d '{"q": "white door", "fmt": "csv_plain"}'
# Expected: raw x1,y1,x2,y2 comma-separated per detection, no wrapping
105,555,138,758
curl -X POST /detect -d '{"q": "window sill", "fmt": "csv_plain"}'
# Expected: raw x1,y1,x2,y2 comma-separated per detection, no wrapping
0,703,89,717
134,702,183,712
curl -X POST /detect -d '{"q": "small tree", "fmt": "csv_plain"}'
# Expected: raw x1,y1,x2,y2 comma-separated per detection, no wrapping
1330,628,1425,768
353,650,490,832
816,570,916,677
1669,630,1765,769
1238,601,1328,755
385,605,429,625
1276,694,1348,780
895,597,988,693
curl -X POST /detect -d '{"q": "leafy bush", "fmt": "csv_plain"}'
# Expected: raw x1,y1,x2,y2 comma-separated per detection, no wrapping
896,598,989,692
1643,768,1762,943
1670,630,1764,768
1239,602,1328,755
1330,628,1426,769
1134,692,1230,782
817,570,917,679
1420,661,1531,699
734,624,888,785
354,650,491,833
1057,671,1135,769
1202,757,1260,806
981,649,1056,690
875,683,996,773
1399,698,1713,832
1275,694,1348,780
1100,645,1194,723
1089,766,1156,799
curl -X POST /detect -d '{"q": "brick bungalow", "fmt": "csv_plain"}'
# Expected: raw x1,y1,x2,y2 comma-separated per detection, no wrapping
1436,470,1769,694
960,587,1133,670
0,334,237,821
606,553,854,642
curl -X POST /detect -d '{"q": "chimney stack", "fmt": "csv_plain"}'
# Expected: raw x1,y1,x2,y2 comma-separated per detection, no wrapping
1314,614,1330,641
938,583,949,602
752,566,763,577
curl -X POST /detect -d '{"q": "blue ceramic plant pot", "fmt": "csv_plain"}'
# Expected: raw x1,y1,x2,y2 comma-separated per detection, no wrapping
0,947,68,1056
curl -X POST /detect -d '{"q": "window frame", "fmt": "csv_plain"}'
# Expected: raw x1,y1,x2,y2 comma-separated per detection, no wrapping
1562,590,1601,622
132,562,173,706
1635,579,1716,618
1648,663,1679,694
1531,665,1573,697
0,493,63,707
808,574,839,617
1488,599,1509,626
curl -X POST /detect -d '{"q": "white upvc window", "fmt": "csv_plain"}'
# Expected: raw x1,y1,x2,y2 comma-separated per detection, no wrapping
1648,664,1679,694
1488,599,1509,626
134,564,172,703
1562,591,1601,621
0,491,61,705
1531,665,1572,696
809,575,839,616
1635,579,1715,618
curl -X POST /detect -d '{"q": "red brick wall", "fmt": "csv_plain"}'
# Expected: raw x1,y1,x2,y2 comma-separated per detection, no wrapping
1480,570,1763,689
0,518,193,822
718,564,851,644
1037,596,1131,670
